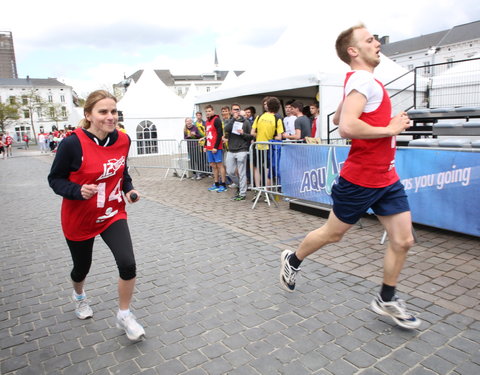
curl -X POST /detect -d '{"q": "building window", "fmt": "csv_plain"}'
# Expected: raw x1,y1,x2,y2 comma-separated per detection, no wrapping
15,125,31,139
9,96,16,105
206,87,211,92
60,95,65,102
61,106,67,117
50,107,55,117
48,95,53,103
408,64,414,71
447,58,453,68
36,108,42,118
22,96,28,105
136,120,158,155
23,110,30,118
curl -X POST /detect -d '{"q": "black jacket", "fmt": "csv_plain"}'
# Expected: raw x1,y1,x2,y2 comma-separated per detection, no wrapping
223,116,253,152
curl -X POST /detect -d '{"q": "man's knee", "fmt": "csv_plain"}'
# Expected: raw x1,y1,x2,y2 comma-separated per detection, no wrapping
391,235,414,253
327,230,345,244
310,226,344,245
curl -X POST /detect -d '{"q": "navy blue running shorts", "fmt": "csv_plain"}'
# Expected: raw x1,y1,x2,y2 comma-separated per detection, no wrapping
331,177,410,225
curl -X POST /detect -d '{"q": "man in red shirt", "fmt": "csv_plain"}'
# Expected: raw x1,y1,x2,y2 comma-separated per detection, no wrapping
204,105,227,192
280,24,420,330
23,134,29,149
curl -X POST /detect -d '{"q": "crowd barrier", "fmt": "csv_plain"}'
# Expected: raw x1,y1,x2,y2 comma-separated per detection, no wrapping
178,139,212,179
248,139,346,209
128,138,479,236
279,143,480,237
128,139,183,178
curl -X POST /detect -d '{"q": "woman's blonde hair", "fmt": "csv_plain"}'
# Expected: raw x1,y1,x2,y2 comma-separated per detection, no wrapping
79,90,117,129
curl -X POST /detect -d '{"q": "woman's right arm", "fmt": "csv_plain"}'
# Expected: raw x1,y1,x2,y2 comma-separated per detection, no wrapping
47,135,84,200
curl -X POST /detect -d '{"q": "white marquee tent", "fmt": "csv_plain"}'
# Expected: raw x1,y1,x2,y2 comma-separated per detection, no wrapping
117,69,191,146
196,21,415,141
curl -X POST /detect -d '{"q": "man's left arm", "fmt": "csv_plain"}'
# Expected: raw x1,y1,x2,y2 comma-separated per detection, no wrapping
214,118,223,150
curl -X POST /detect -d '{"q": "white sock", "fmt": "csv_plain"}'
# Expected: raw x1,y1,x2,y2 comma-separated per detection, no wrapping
73,290,86,300
117,309,131,319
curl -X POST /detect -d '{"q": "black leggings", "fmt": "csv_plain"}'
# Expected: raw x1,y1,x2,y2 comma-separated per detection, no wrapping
66,219,136,282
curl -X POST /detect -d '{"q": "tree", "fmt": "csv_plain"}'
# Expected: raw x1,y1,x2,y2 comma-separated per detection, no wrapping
0,101,20,134
46,103,69,129
19,89,48,143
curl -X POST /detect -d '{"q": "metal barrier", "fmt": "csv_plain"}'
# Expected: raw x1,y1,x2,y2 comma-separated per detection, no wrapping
249,141,304,209
128,139,182,178
249,140,348,209
178,139,212,180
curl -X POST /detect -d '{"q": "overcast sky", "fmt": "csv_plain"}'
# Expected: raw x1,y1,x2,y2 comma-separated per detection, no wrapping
3,0,480,96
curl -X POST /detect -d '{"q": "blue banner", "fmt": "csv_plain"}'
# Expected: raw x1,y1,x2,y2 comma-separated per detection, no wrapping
280,144,480,237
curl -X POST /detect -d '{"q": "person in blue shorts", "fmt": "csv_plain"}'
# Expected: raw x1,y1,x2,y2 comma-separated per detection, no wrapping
204,105,227,192
280,24,420,330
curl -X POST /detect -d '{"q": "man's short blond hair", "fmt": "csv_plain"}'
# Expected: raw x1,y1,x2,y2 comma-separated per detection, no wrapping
335,23,366,64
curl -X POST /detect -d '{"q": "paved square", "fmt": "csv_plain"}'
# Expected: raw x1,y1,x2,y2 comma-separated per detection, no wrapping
1,152,479,374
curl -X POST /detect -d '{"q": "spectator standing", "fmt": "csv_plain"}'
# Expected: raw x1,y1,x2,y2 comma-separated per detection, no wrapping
310,101,321,139
204,105,227,192
194,111,206,137
116,123,127,133
244,106,256,125
38,132,47,153
183,117,203,180
280,24,419,330
284,100,311,141
48,132,56,152
23,134,30,149
5,133,13,157
251,97,284,197
0,135,5,160
224,104,253,201
195,111,208,176
282,99,297,138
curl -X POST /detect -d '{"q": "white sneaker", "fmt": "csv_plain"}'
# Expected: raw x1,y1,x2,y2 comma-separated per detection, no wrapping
116,312,145,341
280,250,300,292
72,291,93,319
371,294,421,329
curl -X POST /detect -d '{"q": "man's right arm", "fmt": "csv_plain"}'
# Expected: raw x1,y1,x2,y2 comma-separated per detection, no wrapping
339,90,411,139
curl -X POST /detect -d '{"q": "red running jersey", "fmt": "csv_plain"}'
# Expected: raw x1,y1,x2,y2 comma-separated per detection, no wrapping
205,115,223,150
61,128,129,241
339,72,399,188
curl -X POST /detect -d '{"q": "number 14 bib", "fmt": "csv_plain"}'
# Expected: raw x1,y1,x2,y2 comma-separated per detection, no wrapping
61,129,130,241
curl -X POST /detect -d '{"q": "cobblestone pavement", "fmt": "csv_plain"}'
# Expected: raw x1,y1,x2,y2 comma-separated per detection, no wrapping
1,151,479,375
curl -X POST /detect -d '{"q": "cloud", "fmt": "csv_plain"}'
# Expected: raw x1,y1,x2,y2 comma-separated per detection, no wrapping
22,23,199,50
5,0,480,98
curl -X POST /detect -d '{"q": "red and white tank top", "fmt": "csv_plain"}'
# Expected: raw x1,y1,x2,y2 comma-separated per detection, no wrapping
205,115,223,150
61,128,129,241
340,71,399,188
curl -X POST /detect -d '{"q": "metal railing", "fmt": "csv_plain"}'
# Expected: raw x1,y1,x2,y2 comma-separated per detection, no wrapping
128,139,182,178
327,68,416,143
178,139,212,179
248,141,311,209
414,57,480,109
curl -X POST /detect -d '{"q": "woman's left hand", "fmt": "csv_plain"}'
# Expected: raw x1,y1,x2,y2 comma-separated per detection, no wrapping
126,190,140,203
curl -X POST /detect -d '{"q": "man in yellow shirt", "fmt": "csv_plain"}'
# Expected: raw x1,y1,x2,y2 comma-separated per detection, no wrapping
251,96,284,193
